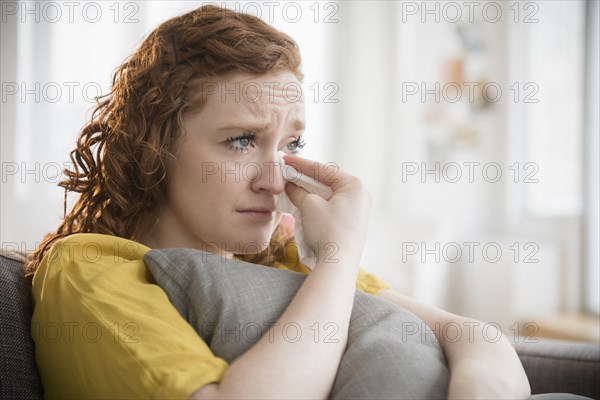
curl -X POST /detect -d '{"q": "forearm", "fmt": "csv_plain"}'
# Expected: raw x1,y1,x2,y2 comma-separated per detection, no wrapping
444,323,531,399
377,289,530,399
214,258,359,399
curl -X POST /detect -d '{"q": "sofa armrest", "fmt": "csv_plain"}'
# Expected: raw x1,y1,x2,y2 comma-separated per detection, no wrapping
1,250,43,399
513,338,600,398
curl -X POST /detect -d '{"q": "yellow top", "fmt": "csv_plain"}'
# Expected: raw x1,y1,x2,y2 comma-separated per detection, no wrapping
31,233,390,399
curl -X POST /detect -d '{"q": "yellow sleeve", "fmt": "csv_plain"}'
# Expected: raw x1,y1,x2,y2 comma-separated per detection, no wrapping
31,234,228,400
356,267,391,296
274,239,391,296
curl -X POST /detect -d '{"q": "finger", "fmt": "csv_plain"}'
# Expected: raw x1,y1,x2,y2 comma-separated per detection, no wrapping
282,154,346,190
284,181,312,208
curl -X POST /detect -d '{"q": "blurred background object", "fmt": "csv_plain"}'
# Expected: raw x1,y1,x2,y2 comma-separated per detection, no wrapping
1,0,598,342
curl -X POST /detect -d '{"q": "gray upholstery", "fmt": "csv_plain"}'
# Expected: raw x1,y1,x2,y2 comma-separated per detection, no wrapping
529,395,596,399
0,249,598,399
0,250,44,400
514,339,600,399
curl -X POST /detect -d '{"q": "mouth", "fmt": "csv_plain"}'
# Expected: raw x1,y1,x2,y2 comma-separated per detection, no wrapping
237,207,275,221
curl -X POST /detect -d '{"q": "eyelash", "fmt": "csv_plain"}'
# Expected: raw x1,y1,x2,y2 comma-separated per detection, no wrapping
225,132,257,153
289,137,306,154
225,132,306,154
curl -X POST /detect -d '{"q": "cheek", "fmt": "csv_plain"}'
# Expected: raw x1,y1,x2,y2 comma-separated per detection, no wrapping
170,158,246,211
201,158,258,193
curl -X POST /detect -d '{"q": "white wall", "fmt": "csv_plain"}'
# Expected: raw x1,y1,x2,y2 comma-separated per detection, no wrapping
1,1,596,330
325,1,593,331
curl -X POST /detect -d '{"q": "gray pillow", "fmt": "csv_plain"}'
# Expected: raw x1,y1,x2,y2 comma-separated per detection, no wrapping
144,248,449,399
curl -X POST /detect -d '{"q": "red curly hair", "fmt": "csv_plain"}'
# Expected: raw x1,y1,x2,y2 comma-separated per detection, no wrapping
25,5,303,276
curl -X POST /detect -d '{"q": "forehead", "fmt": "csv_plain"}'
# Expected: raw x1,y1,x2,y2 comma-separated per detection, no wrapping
200,71,305,121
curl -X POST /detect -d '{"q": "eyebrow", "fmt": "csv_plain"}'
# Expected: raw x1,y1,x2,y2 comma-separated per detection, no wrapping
217,118,305,133
292,119,305,131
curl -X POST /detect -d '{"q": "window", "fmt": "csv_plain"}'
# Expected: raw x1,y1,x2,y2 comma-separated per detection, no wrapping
584,0,599,315
508,1,586,218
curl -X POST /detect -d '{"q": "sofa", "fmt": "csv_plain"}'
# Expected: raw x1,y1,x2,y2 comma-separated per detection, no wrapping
1,249,599,399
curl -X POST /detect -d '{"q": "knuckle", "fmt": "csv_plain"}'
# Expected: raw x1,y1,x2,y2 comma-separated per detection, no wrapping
346,175,361,186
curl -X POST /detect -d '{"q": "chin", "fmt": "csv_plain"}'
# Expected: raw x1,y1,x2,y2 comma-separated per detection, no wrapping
224,234,272,255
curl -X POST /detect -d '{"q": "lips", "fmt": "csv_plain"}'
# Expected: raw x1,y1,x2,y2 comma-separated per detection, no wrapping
237,207,275,222
237,207,275,213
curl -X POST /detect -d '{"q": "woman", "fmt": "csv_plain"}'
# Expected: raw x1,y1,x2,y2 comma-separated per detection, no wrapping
27,5,531,399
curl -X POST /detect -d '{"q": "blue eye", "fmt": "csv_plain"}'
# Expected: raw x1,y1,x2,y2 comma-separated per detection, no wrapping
286,137,306,154
225,132,257,153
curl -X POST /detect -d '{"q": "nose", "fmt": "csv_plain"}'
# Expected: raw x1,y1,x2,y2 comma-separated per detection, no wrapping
248,151,286,195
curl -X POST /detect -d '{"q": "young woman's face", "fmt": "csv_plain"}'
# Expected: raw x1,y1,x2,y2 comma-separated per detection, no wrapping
144,71,305,257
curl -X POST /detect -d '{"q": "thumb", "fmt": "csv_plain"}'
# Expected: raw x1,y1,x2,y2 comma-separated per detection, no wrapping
285,181,310,208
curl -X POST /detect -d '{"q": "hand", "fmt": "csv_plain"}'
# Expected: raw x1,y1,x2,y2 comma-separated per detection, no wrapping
282,154,372,264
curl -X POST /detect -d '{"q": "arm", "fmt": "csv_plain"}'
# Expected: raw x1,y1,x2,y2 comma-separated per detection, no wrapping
191,257,361,400
377,288,531,399
192,155,372,400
